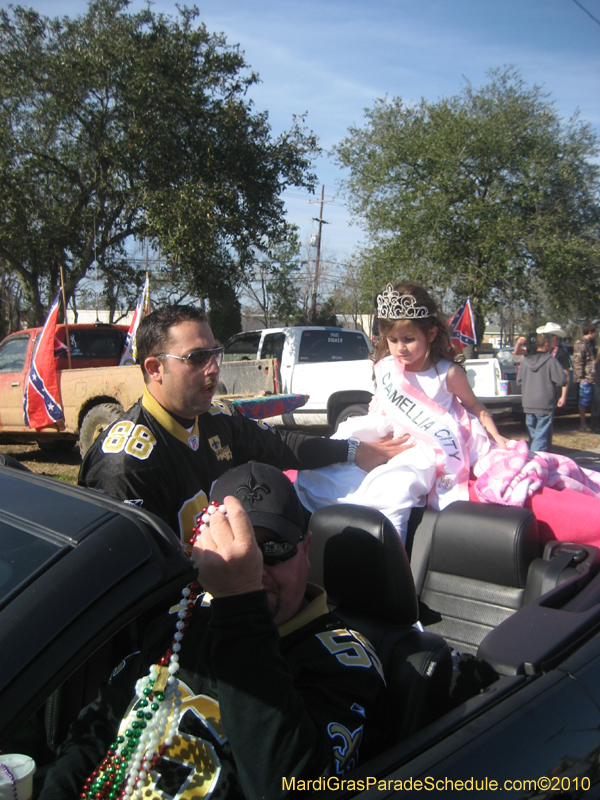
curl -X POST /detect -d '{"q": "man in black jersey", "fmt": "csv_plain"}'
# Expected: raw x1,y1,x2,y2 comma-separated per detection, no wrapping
41,463,387,800
80,305,411,541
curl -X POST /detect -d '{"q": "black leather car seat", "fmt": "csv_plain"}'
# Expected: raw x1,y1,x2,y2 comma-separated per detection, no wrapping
308,504,453,743
418,501,539,654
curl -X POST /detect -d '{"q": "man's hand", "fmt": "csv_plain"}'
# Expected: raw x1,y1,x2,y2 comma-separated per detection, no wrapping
191,496,263,598
354,433,414,472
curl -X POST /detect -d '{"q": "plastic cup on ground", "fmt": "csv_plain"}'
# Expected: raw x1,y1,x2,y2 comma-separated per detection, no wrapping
0,755,36,800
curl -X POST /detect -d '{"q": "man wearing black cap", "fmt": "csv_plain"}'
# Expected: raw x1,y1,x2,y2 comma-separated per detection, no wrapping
41,463,387,800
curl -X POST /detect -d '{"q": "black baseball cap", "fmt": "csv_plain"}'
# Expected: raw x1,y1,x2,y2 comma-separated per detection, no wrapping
210,462,305,544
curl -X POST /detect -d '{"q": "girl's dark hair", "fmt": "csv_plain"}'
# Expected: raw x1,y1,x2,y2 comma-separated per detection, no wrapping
374,281,458,366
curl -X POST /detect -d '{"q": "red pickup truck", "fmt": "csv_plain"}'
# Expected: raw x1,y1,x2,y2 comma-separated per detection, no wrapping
0,323,145,454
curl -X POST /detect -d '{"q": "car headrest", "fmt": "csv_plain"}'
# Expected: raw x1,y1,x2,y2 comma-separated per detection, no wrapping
428,501,539,588
308,504,418,625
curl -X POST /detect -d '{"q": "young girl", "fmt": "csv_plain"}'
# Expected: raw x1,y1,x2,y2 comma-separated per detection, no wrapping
373,281,508,448
294,282,600,545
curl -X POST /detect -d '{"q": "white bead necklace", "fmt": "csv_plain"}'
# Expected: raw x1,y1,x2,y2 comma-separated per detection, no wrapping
82,501,225,800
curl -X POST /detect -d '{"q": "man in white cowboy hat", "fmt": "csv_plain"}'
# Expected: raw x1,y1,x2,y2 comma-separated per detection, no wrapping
536,322,570,410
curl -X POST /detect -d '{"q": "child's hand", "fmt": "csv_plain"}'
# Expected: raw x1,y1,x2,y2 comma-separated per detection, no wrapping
489,431,509,449
477,408,509,449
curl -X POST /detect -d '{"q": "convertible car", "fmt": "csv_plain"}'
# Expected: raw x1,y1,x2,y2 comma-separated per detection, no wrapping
2,461,600,799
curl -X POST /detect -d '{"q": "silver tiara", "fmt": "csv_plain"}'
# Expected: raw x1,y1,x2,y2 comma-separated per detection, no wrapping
376,284,431,320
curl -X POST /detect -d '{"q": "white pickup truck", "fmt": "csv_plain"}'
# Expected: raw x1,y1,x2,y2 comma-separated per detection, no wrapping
219,326,375,429
218,326,521,430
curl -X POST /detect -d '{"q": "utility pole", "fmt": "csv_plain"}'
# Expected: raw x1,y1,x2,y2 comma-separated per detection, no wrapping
308,185,334,323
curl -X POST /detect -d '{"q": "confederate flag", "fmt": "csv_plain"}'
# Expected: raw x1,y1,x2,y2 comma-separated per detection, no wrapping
23,293,65,428
449,298,477,350
120,273,151,366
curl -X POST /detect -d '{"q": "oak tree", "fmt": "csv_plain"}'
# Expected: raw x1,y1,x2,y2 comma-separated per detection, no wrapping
0,0,318,323
334,69,600,326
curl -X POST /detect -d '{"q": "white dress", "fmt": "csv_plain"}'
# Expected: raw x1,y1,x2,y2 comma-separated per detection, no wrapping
294,357,490,542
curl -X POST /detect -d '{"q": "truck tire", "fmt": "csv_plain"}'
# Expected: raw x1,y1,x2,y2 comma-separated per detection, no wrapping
334,403,369,432
79,403,123,458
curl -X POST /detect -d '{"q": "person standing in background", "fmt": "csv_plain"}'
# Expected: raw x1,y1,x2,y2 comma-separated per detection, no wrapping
593,350,600,434
512,335,527,373
573,322,597,432
517,333,568,452
536,322,570,411
512,336,527,357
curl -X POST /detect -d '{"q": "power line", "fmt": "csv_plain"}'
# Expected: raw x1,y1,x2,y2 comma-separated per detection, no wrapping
281,191,316,200
571,0,600,28
281,190,347,208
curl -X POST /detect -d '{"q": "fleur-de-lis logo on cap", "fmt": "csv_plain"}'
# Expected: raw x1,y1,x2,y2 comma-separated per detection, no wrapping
234,474,270,508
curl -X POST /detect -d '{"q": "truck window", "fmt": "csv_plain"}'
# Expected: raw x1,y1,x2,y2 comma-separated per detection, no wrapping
262,333,286,363
66,329,125,359
496,350,520,382
298,330,370,363
223,332,261,362
0,335,30,374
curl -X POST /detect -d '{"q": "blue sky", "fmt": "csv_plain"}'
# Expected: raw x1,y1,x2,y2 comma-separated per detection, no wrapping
9,0,600,259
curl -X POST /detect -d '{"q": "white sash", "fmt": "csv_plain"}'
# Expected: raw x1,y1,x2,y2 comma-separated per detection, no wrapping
375,359,473,509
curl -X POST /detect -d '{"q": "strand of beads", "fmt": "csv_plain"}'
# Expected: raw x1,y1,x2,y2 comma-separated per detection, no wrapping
81,583,199,800
189,501,227,547
0,764,18,800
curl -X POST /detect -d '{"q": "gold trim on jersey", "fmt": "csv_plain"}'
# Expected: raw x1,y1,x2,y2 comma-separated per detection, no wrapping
278,584,329,637
142,389,200,449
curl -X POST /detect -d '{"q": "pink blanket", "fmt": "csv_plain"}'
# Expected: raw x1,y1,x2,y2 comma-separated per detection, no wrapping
473,440,600,506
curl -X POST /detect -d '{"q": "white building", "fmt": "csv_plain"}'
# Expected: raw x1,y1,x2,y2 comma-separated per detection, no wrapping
66,310,134,325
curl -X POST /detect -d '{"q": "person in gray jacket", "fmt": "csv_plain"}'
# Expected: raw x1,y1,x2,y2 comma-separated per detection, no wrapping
517,333,568,452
